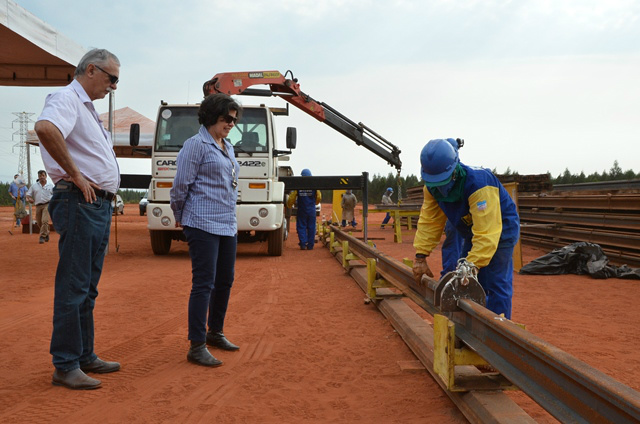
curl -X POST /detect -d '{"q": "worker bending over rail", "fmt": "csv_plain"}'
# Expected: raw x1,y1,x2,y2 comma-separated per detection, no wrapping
412,139,520,319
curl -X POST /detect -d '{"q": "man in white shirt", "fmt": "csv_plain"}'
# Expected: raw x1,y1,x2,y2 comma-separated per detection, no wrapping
26,170,54,243
35,48,121,390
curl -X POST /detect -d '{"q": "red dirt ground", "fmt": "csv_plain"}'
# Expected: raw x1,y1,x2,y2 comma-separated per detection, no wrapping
0,204,638,423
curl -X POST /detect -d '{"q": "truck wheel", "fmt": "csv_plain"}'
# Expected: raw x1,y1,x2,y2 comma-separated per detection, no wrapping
150,230,171,255
267,220,285,256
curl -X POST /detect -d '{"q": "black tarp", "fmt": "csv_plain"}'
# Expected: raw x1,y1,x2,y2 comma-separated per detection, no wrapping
519,242,640,280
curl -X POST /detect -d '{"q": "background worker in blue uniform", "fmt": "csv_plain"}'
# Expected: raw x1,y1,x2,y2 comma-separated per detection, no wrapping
287,168,321,250
412,139,520,319
380,187,394,229
440,138,465,277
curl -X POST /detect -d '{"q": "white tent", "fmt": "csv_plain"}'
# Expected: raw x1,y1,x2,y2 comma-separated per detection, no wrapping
0,0,86,86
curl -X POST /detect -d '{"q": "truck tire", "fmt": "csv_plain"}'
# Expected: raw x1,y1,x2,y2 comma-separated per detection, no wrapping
267,220,285,256
150,230,171,255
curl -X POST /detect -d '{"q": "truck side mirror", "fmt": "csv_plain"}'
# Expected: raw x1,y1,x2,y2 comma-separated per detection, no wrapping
130,123,140,146
286,127,297,149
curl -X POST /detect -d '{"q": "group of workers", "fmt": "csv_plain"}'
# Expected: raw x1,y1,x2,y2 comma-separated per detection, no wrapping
31,46,519,391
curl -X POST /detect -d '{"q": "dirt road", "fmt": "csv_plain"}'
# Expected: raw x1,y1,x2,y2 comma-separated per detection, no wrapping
1,204,638,423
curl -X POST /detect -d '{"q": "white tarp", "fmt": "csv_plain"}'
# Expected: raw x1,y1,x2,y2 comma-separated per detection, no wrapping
0,0,86,86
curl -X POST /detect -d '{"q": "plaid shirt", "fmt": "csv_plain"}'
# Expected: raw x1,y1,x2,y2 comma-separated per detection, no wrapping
170,126,239,236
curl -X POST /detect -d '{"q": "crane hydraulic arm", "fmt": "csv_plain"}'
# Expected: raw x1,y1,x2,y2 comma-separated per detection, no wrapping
203,70,402,171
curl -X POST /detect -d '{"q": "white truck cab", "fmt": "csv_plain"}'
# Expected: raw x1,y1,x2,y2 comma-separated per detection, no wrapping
142,102,296,256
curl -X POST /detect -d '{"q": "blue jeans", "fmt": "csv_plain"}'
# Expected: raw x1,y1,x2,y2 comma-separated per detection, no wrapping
184,227,237,342
49,181,112,371
381,212,391,226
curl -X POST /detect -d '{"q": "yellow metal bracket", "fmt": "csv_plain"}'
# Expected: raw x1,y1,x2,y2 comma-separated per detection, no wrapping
365,258,397,301
433,314,517,392
341,241,359,269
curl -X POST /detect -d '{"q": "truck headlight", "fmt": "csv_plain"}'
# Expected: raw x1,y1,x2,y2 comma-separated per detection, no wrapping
258,208,268,218
161,217,172,226
250,217,259,227
152,207,162,217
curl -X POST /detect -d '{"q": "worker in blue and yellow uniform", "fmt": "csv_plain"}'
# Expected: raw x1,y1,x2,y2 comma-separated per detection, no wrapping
412,139,520,319
440,138,465,277
287,169,322,250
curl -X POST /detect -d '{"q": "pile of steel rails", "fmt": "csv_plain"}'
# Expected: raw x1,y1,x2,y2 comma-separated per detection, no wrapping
518,192,640,268
401,183,640,268
320,224,640,424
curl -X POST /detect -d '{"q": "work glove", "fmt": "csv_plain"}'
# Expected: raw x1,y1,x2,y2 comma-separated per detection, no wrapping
412,256,433,286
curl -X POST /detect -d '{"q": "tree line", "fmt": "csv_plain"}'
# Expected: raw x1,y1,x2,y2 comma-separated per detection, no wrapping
321,160,639,205
1,160,636,207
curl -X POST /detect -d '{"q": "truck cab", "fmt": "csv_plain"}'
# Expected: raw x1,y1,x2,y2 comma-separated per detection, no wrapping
143,102,296,256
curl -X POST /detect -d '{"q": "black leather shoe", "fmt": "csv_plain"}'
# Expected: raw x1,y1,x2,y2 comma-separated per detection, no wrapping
52,368,101,390
206,331,239,351
187,343,223,367
80,357,121,374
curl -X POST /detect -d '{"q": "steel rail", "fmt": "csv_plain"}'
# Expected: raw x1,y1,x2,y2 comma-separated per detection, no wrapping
522,226,640,251
329,225,640,423
454,300,640,423
518,194,640,211
519,210,640,232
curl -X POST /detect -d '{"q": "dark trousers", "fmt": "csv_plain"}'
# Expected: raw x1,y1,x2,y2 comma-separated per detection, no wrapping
296,213,316,249
184,227,237,342
49,182,112,371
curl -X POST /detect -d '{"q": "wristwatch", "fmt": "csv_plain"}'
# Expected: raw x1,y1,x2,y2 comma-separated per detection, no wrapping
415,253,427,259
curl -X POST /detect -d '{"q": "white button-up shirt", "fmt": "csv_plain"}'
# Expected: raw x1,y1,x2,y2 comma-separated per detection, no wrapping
26,179,54,205
37,79,120,193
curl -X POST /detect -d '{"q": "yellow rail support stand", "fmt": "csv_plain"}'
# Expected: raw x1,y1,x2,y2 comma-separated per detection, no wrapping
341,240,358,269
433,314,517,392
365,258,397,302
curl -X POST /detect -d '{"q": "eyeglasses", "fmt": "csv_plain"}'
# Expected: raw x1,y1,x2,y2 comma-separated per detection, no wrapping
222,115,238,125
94,64,119,85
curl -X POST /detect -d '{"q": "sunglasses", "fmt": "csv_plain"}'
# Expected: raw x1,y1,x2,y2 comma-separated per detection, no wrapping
222,115,238,124
94,64,119,85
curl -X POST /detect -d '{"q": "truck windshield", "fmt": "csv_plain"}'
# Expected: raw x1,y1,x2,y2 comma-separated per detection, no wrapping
155,106,269,153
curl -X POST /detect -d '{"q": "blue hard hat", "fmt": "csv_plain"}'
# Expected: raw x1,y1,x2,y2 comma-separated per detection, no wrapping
301,168,312,176
420,139,459,186
386,187,393,193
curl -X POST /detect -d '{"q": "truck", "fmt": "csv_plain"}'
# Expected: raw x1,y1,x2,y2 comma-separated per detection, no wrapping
136,101,296,256
131,70,402,256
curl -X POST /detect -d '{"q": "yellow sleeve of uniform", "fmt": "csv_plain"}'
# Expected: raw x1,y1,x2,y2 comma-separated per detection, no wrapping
286,191,297,208
413,186,447,255
466,186,502,268
316,191,322,205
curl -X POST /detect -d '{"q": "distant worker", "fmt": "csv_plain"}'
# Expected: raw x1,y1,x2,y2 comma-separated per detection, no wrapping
9,174,28,227
26,170,54,244
380,187,394,229
287,169,321,250
412,139,520,319
440,138,465,277
35,48,122,390
340,189,358,228
171,93,243,367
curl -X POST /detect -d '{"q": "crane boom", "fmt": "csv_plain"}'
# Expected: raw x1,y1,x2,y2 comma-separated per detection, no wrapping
203,70,402,171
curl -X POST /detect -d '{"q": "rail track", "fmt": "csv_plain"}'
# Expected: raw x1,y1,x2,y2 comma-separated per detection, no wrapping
321,224,640,423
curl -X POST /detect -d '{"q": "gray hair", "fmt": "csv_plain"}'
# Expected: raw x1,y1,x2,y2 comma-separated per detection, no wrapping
75,48,120,77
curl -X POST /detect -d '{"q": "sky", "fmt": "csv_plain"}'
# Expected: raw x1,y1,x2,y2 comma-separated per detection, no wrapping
1,0,639,185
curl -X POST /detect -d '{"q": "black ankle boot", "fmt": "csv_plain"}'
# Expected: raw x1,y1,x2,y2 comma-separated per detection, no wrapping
206,331,239,351
187,342,223,367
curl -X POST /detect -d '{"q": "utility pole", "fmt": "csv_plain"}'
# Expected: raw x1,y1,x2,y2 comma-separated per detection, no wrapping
12,112,35,185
